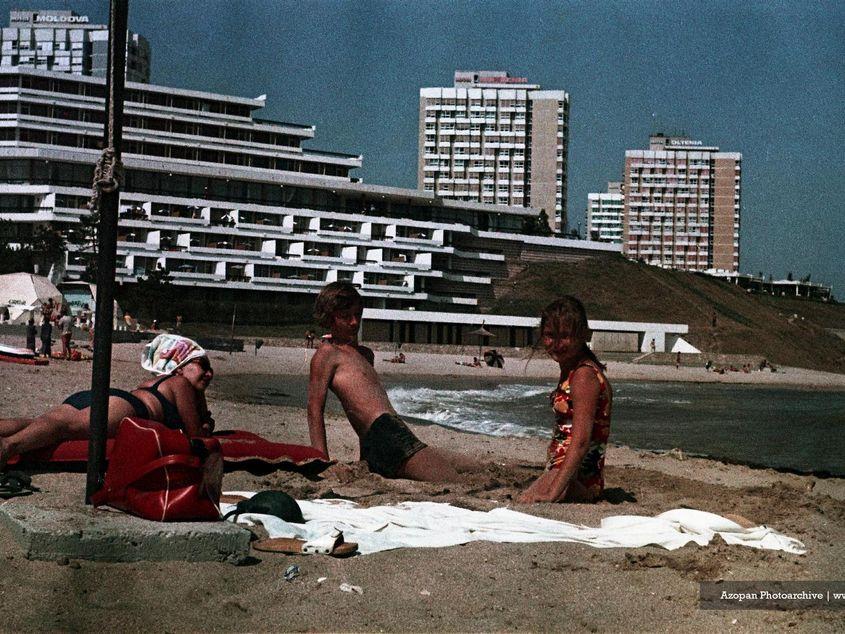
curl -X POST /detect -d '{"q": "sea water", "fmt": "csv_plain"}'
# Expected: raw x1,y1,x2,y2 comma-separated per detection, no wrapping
386,377,845,477
213,374,845,477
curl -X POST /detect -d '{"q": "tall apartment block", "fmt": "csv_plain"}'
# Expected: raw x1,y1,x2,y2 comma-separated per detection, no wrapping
418,71,569,231
1,10,150,83
586,181,623,243
622,135,741,272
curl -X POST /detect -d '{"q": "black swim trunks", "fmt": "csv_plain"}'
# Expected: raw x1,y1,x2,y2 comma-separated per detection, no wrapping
360,413,427,478
63,389,150,420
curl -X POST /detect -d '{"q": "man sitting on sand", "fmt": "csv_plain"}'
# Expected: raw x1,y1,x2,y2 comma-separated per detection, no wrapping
307,281,464,481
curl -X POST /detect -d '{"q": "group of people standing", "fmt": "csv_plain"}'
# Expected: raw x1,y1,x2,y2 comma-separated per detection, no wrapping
25,298,90,360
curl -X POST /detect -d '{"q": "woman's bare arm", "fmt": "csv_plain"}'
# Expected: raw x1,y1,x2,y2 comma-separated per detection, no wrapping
164,376,206,437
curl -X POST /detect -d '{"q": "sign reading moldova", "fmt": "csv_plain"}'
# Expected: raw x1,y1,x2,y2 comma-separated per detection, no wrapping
35,14,90,24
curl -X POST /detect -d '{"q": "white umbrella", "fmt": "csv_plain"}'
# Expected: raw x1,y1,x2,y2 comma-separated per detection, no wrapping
0,272,63,324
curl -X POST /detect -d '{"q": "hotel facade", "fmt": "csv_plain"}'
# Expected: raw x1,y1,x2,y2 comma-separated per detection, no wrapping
1,10,150,83
622,135,741,272
0,67,617,320
418,71,569,231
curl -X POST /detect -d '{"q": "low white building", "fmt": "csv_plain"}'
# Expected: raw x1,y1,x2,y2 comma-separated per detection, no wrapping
362,308,696,353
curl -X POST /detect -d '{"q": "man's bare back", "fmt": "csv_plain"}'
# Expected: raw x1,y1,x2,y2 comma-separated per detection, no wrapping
310,342,393,437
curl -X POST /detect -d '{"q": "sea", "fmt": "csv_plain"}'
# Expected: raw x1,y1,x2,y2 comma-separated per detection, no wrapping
214,374,845,478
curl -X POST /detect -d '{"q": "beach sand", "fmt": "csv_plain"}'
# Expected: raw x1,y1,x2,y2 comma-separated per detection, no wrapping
0,344,843,632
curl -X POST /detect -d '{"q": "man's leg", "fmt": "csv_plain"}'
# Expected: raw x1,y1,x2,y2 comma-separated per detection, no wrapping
397,447,460,482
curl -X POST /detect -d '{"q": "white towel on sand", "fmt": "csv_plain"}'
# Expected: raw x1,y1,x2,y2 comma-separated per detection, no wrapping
222,494,806,556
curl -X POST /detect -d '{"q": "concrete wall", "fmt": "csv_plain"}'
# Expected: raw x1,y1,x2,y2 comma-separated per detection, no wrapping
528,97,561,230
590,331,639,352
712,156,738,271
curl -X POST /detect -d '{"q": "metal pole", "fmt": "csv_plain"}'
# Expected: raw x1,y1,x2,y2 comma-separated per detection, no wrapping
86,0,128,502
229,303,236,355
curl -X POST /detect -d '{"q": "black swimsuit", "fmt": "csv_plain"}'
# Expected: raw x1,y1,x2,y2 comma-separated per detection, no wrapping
63,389,150,419
139,376,184,430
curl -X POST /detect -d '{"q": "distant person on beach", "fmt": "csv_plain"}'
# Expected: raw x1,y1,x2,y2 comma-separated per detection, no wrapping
305,330,315,349
39,318,52,358
307,282,469,481
0,335,215,470
25,318,37,353
57,306,73,360
518,297,612,503
77,303,91,331
40,298,54,326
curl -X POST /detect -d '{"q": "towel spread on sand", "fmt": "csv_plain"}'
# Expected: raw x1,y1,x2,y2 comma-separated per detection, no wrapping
141,334,206,375
222,495,806,555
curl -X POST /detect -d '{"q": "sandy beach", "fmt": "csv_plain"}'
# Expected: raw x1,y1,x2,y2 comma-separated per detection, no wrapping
0,343,843,632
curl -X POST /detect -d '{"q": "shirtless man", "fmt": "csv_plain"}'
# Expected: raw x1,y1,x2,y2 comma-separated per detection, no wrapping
307,282,462,481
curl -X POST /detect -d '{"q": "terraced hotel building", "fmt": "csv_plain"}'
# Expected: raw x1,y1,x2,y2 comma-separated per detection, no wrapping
0,68,616,314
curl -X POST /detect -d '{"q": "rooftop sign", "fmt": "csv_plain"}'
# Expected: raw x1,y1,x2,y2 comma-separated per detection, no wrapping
668,139,703,147
9,11,90,25
454,71,530,85
36,14,90,23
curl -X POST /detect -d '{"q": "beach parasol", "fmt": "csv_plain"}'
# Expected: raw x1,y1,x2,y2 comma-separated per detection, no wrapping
0,272,63,324
468,322,495,357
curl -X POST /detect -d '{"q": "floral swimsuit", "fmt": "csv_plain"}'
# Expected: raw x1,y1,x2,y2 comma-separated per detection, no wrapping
546,360,612,500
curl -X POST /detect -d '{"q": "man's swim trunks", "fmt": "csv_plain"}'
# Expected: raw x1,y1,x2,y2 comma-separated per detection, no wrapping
360,413,427,478
63,389,150,420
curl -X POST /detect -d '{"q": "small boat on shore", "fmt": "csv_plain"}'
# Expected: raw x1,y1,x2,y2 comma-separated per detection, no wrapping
0,343,48,366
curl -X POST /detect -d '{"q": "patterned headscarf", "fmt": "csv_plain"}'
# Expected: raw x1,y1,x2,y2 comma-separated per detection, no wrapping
142,334,207,376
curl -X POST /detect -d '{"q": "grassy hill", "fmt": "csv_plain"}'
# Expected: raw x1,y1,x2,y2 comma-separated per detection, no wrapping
486,254,845,374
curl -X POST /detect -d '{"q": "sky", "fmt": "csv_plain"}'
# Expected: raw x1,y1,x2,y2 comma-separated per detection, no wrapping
6,1,843,292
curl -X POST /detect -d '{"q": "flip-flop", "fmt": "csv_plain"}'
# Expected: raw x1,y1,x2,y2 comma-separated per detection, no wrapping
252,529,358,558
0,471,40,499
220,494,249,504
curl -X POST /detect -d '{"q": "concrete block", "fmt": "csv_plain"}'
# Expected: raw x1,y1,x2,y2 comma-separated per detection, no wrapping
0,501,252,563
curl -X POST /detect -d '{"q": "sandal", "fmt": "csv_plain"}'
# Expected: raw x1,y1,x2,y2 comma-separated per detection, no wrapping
0,471,40,499
252,529,358,558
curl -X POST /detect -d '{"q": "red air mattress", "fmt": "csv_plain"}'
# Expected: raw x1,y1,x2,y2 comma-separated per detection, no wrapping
8,429,331,470
0,344,48,366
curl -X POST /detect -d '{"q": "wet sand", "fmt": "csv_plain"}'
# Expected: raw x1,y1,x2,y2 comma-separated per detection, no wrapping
0,344,843,632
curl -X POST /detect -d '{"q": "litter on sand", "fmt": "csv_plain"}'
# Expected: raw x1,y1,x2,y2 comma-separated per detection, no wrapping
339,583,363,595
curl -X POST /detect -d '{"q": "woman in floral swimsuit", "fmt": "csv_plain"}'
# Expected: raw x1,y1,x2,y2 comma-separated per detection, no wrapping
519,296,612,503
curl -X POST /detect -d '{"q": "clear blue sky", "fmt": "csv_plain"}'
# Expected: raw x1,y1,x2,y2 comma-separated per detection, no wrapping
7,1,844,292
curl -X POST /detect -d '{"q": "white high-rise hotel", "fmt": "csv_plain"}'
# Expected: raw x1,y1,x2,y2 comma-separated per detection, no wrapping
586,181,624,244
0,9,150,83
418,71,569,231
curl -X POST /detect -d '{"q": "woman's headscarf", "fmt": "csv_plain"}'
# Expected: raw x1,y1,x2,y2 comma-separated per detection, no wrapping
142,334,207,375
